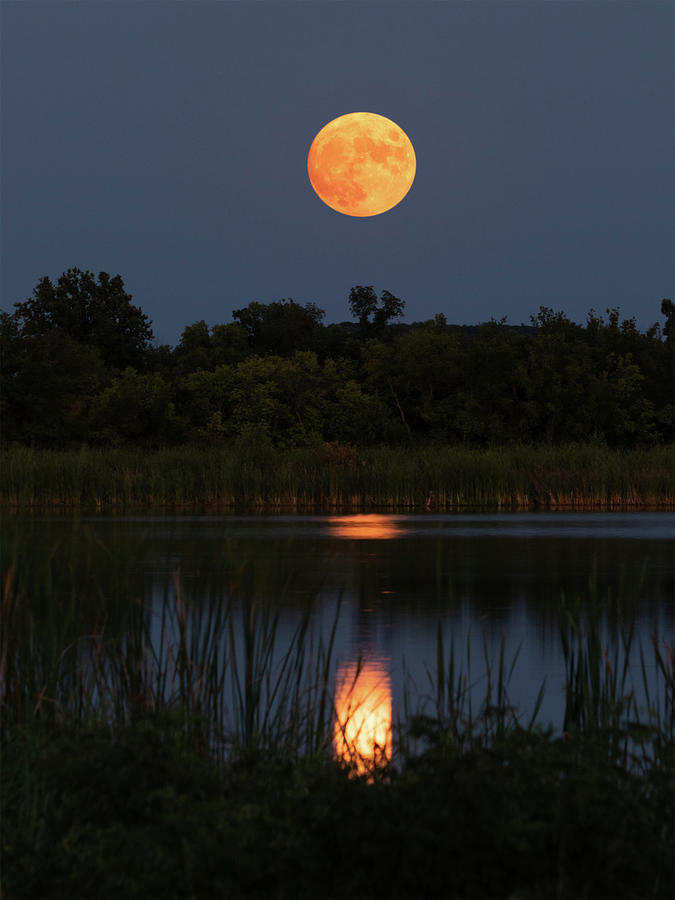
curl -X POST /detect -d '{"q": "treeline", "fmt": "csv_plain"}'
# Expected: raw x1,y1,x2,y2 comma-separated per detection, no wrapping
1,268,673,449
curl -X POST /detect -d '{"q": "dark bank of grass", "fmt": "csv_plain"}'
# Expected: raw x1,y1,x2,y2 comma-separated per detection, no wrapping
3,719,672,900
2,441,674,509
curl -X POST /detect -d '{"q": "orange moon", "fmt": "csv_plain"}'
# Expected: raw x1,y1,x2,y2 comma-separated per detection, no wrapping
307,112,416,217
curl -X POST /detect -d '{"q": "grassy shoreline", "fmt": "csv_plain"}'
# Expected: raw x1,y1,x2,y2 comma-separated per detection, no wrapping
2,443,673,509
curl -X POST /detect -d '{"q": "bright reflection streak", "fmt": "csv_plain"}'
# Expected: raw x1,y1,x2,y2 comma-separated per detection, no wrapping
330,514,402,540
333,659,392,775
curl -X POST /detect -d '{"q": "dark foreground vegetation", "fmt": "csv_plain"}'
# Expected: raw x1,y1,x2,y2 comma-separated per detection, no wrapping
2,523,673,899
4,720,672,900
1,268,673,450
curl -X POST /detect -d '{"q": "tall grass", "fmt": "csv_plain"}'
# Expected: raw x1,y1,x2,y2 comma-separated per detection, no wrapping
0,548,341,764
397,610,673,776
2,442,673,508
2,523,672,900
2,522,672,774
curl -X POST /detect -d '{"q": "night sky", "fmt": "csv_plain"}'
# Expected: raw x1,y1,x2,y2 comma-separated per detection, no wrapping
2,1,672,347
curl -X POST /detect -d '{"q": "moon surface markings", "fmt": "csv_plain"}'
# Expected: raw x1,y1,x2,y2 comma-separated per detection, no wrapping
307,112,416,217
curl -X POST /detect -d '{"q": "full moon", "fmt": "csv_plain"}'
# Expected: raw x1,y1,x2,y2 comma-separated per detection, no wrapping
307,112,416,217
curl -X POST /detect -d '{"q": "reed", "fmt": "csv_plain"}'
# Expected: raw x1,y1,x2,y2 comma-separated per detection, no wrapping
2,528,673,899
2,520,672,774
0,540,341,764
2,442,673,509
399,618,672,774
558,586,674,772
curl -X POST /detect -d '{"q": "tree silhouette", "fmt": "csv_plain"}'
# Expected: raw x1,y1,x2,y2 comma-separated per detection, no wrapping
10,268,153,371
348,286,405,337
661,299,674,344
232,299,325,356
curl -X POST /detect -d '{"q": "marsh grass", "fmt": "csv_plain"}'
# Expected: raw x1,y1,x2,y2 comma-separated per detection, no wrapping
397,611,673,776
558,591,674,773
0,551,342,766
2,521,671,759
2,442,673,509
1,525,673,899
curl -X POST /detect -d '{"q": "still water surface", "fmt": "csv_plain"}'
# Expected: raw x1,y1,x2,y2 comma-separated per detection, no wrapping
14,511,674,765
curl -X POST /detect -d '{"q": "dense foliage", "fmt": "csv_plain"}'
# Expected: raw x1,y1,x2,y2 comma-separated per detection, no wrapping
4,722,672,899
1,269,673,448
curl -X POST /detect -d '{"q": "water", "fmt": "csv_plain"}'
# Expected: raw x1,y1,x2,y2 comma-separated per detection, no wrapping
6,511,673,760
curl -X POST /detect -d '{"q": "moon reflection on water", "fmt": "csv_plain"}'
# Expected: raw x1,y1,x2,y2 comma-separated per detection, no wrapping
333,658,393,775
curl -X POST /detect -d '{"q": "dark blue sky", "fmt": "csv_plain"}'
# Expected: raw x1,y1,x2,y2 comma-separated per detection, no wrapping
2,1,672,347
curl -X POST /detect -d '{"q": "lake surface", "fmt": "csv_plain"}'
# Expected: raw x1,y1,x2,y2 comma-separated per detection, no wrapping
7,511,673,764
